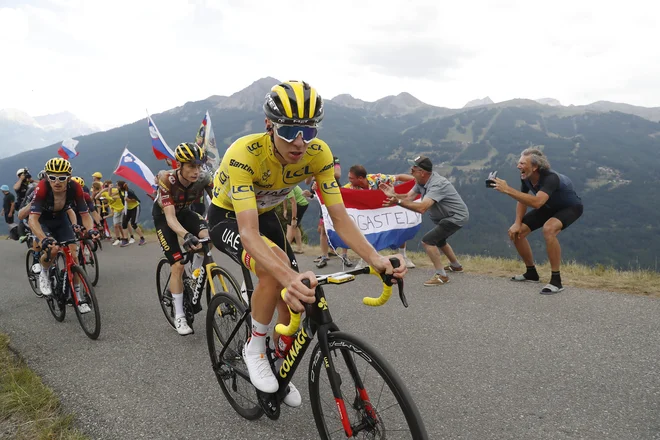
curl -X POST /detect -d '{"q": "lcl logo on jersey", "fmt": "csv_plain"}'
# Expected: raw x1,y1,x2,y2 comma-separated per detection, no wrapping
283,166,312,184
322,181,340,194
307,143,323,156
231,185,254,200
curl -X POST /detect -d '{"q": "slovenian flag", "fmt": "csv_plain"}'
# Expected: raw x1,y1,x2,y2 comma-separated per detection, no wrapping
319,180,422,251
114,148,157,195
57,139,79,160
147,114,175,162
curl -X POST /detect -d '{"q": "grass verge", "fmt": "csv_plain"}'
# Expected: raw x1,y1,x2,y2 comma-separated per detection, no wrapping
0,333,87,440
303,246,660,298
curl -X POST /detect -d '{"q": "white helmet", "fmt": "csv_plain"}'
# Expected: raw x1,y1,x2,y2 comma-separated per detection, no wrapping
16,168,26,177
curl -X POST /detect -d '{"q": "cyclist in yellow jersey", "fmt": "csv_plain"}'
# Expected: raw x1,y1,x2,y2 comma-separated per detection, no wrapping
208,80,407,406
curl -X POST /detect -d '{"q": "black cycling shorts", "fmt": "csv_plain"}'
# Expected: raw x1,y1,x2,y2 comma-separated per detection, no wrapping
40,214,75,244
154,209,208,264
522,204,584,232
207,204,298,273
122,206,140,229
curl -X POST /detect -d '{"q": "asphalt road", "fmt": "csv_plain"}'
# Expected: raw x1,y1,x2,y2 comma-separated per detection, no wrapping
1,239,659,439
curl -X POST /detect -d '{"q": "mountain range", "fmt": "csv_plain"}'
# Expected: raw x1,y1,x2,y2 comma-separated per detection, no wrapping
1,77,659,270
0,109,99,157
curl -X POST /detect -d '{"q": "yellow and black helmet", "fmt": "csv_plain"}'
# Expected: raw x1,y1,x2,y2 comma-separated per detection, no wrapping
263,80,324,126
174,142,206,164
71,176,85,187
45,157,72,174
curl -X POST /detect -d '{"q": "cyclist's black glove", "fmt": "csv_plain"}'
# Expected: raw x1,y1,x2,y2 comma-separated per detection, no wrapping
72,224,82,233
88,228,100,239
182,233,199,252
40,237,55,250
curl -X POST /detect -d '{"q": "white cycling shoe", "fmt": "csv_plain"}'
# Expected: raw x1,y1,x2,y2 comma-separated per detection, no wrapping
283,382,302,407
243,344,278,393
174,316,193,336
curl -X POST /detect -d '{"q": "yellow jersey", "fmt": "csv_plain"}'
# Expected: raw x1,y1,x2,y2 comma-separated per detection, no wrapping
211,133,343,214
99,188,124,213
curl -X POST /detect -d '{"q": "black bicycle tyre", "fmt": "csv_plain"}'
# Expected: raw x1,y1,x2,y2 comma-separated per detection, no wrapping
308,331,428,440
206,267,244,308
156,257,176,329
71,265,101,339
25,249,43,297
46,253,67,322
206,293,263,420
80,239,100,286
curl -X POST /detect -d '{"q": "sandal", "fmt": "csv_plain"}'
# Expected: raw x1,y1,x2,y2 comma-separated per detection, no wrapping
540,284,564,295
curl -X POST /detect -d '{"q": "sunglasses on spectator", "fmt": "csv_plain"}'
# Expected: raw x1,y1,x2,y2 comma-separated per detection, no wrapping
47,174,70,182
273,124,318,143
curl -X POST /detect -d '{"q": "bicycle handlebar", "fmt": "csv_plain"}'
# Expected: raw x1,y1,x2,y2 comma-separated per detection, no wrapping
274,257,408,337
181,237,211,265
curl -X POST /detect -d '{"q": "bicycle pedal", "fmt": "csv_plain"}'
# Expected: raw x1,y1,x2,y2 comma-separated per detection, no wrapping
257,390,280,420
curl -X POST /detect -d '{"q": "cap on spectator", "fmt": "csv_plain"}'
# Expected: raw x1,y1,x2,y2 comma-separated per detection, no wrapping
92,172,103,179
407,155,433,172
1,185,9,191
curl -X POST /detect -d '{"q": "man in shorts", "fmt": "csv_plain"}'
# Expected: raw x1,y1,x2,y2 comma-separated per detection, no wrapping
380,155,468,286
492,148,583,294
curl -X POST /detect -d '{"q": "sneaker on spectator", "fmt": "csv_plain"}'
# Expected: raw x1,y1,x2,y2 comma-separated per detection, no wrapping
112,239,120,246
423,274,450,286
129,237,135,244
444,265,464,272
341,255,353,267
139,237,146,246
120,239,130,247
404,257,416,268
313,255,324,263
316,256,328,268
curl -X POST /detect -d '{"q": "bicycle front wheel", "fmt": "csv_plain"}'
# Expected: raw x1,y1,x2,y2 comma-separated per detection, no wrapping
206,266,243,307
206,292,263,420
25,249,43,297
46,253,67,322
80,239,100,286
308,331,428,440
156,257,175,329
71,265,101,339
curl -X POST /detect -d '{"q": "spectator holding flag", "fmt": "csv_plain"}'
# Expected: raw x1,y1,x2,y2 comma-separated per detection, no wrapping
380,156,469,287
117,181,146,246
344,164,416,269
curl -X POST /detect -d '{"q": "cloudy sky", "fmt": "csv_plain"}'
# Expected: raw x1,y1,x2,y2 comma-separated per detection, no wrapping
1,0,658,127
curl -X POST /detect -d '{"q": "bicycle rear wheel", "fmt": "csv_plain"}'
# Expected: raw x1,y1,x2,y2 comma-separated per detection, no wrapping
206,293,263,420
308,331,428,439
25,249,43,297
71,265,101,339
156,257,175,329
206,266,243,307
79,239,100,286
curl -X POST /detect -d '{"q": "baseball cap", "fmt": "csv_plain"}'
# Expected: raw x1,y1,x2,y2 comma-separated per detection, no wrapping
407,155,433,172
1,185,9,191
92,172,103,179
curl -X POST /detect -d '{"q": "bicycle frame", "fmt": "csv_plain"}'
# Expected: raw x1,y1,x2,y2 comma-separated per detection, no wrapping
215,280,339,400
56,240,85,308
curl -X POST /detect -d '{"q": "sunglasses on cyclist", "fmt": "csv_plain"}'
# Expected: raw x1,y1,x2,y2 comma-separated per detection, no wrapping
273,124,318,143
47,174,70,182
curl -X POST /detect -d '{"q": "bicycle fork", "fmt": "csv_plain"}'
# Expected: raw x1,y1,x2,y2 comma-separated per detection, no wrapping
317,329,378,437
